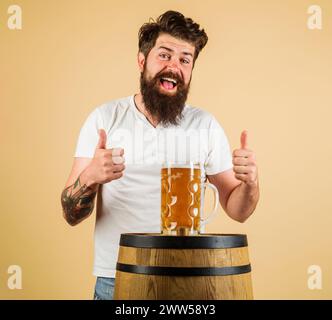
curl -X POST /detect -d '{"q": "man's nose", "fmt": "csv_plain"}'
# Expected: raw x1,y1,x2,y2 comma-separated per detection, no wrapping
167,58,181,71
166,60,181,78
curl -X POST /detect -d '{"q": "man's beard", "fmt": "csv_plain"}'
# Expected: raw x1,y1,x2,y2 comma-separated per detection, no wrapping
140,67,191,127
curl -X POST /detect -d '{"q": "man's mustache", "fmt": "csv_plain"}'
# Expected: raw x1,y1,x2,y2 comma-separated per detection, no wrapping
154,70,184,86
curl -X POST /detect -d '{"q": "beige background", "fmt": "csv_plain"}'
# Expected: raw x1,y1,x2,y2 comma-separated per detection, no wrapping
0,0,331,299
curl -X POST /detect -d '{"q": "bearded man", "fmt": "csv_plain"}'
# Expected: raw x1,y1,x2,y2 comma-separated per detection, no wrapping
61,10,259,300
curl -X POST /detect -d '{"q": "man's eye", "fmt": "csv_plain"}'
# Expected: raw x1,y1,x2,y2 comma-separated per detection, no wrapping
160,53,170,59
181,59,190,64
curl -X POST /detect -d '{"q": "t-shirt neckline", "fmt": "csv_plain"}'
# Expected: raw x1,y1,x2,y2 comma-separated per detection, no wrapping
130,94,163,129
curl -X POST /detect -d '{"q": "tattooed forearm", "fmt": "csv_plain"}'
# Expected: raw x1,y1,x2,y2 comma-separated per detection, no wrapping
61,176,98,226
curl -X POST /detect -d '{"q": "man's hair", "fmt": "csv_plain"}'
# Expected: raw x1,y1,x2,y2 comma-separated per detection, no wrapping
138,10,208,63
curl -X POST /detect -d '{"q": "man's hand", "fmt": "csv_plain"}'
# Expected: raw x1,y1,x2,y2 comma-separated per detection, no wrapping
82,129,125,186
232,130,258,186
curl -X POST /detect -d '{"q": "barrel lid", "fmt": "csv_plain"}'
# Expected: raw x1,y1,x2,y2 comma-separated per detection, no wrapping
119,233,248,249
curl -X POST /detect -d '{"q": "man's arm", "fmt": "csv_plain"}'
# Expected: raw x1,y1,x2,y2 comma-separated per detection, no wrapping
61,129,125,226
225,179,259,222
208,170,259,223
61,162,99,226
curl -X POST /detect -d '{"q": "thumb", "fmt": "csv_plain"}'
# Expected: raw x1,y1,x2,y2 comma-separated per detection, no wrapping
96,129,107,149
240,130,248,149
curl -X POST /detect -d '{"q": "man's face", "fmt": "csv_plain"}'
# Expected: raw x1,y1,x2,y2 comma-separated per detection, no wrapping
139,33,195,126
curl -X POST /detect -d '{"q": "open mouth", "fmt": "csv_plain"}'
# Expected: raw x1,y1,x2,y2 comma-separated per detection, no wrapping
159,77,178,91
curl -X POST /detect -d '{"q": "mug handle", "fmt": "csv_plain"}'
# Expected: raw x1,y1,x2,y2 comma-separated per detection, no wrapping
200,182,219,227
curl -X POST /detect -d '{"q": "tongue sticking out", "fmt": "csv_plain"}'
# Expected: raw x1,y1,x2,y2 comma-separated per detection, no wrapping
161,80,174,90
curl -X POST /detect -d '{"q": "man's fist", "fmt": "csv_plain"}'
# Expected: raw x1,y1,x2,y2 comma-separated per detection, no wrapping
232,130,258,186
84,129,125,185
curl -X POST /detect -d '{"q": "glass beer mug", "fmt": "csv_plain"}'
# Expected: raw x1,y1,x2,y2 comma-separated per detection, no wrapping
161,162,219,236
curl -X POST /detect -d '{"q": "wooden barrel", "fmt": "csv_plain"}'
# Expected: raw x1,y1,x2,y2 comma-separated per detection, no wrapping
114,233,253,300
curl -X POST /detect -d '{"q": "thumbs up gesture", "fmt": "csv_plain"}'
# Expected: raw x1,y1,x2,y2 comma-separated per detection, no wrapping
232,130,258,186
85,129,125,185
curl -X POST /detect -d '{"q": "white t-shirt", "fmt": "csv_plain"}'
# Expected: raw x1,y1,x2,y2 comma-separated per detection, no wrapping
74,95,233,277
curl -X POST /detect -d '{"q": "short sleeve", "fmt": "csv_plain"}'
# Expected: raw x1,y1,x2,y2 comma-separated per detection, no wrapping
204,116,233,175
74,107,104,158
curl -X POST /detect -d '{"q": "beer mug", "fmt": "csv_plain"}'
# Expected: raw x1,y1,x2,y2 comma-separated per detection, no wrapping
161,162,219,235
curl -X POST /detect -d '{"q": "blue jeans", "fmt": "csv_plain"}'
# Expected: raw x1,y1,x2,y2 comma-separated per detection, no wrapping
94,277,115,300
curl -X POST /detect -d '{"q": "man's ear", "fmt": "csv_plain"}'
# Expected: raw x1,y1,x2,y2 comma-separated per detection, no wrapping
137,52,145,73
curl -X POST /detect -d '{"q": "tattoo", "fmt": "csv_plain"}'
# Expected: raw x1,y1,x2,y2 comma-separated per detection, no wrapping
61,176,97,226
